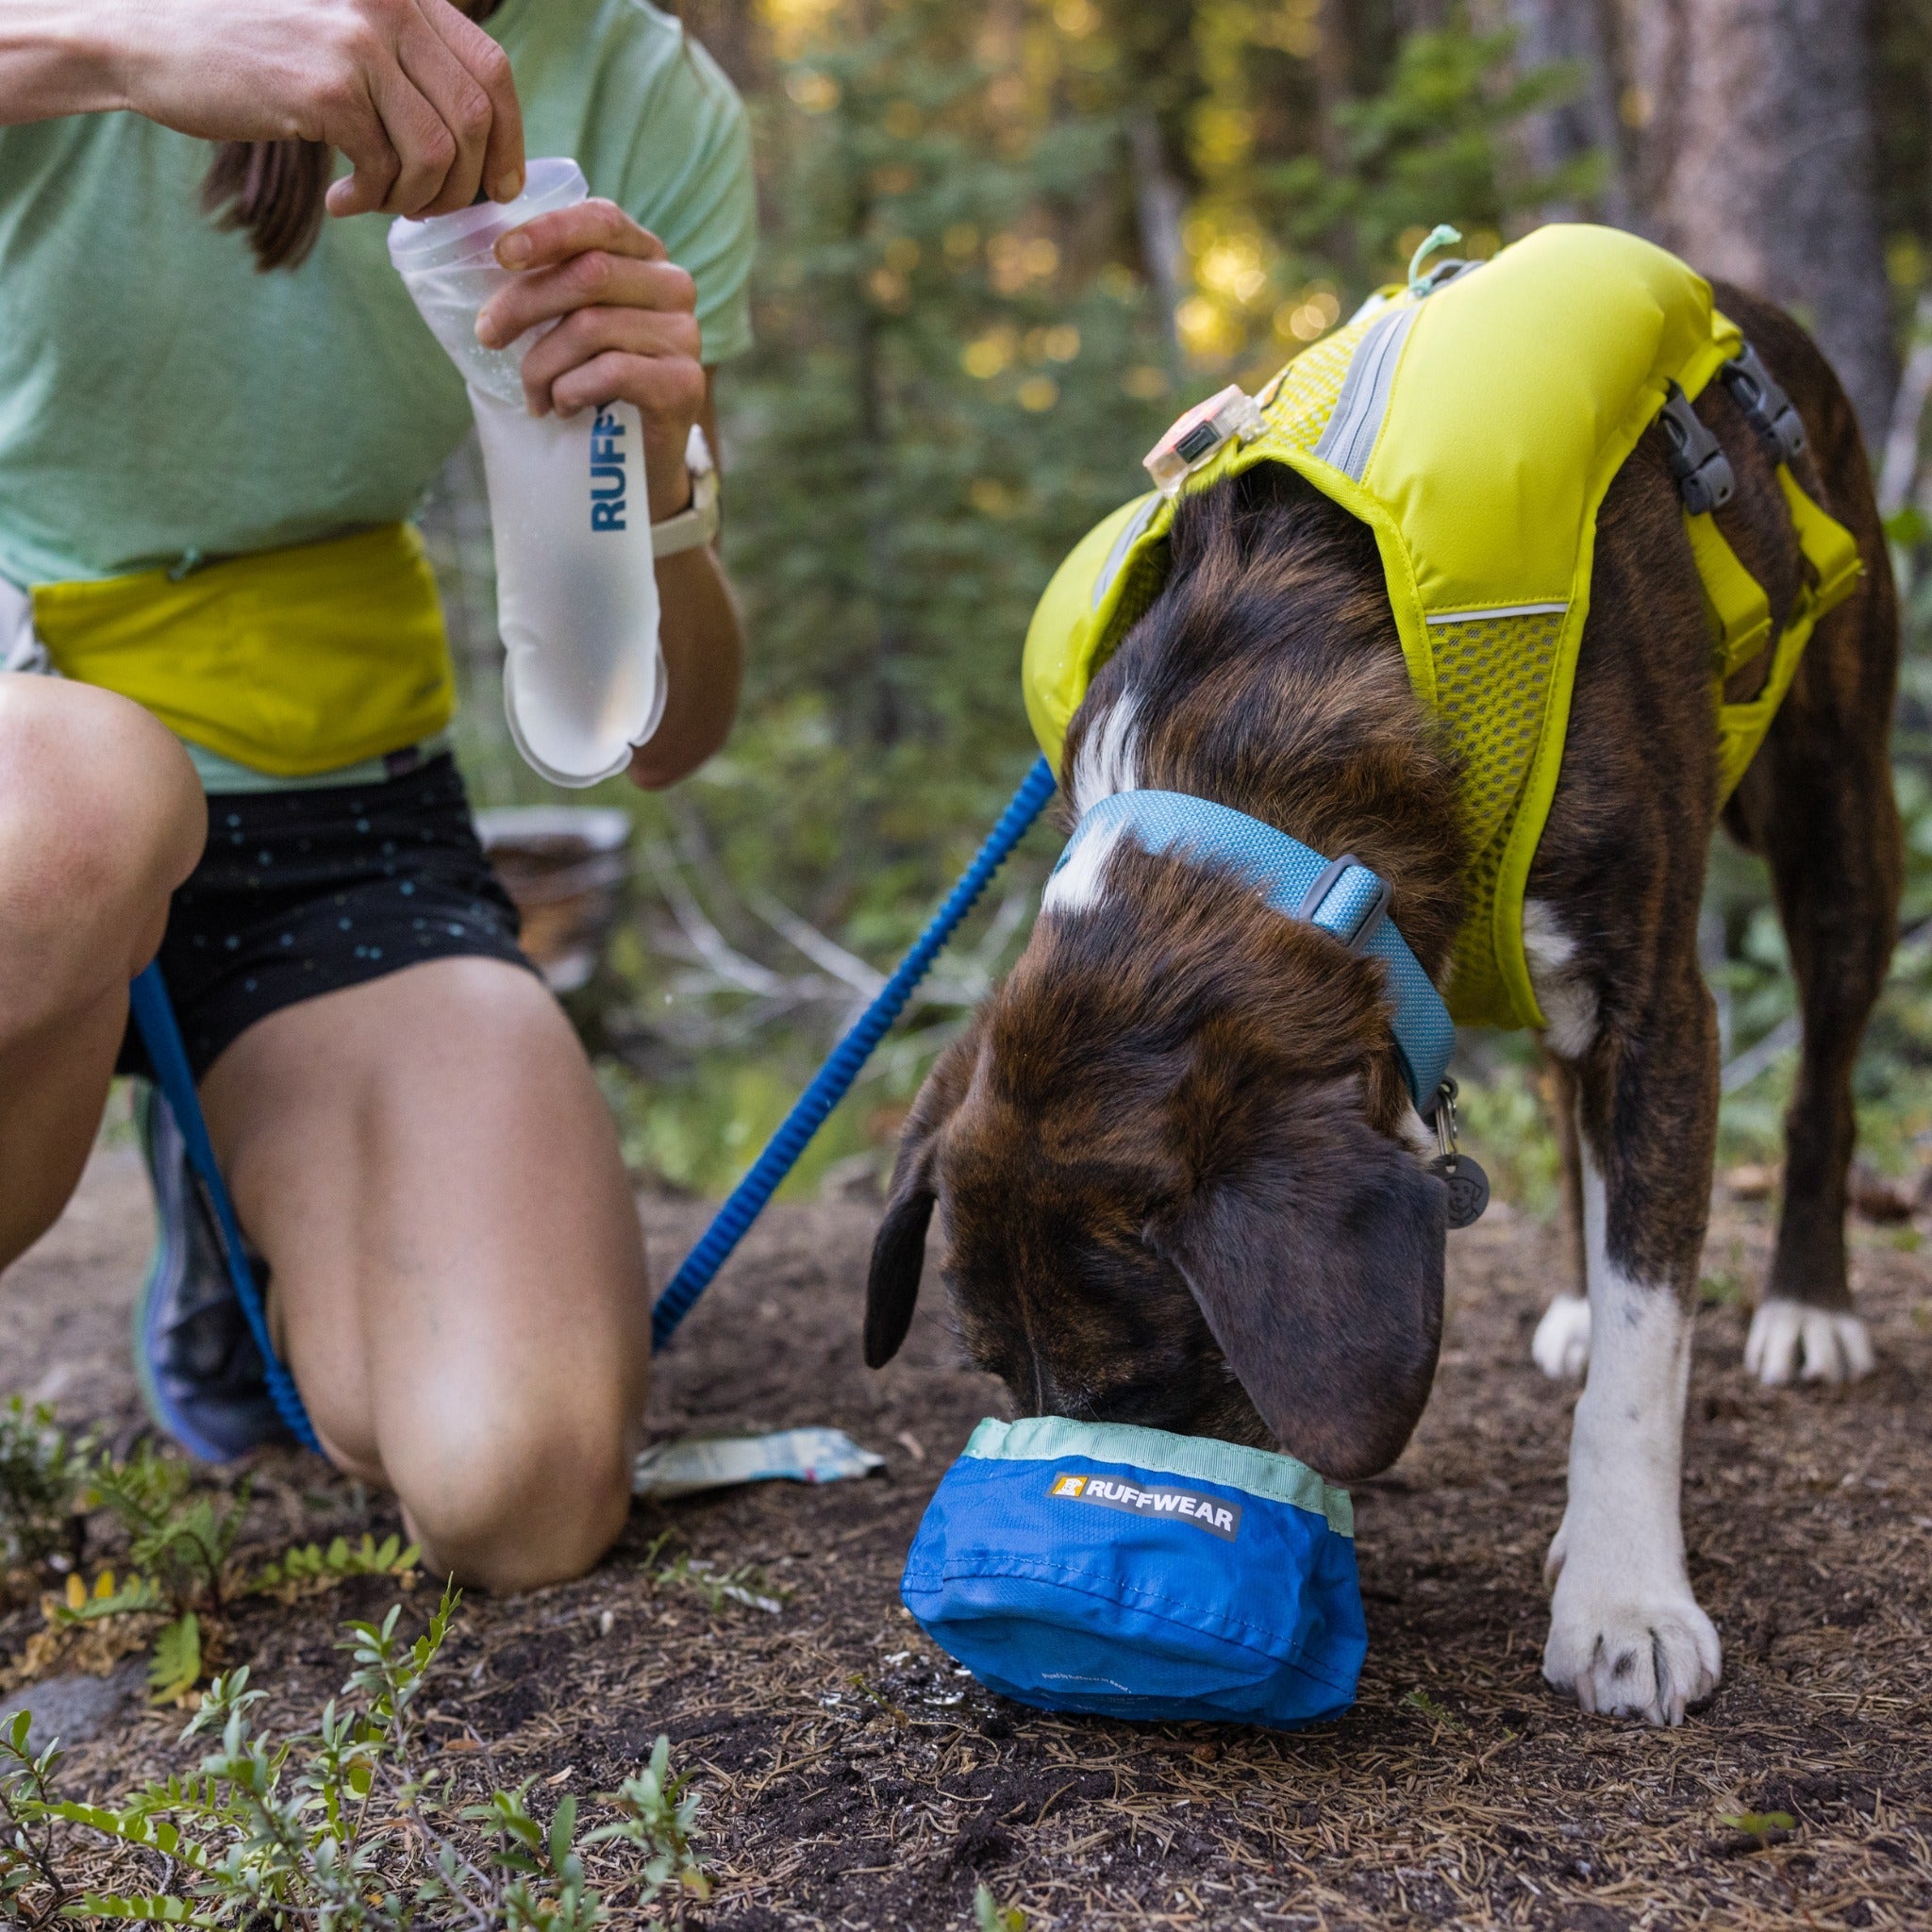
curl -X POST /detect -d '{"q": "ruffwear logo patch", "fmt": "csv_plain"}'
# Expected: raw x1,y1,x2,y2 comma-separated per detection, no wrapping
1049,1472,1241,1541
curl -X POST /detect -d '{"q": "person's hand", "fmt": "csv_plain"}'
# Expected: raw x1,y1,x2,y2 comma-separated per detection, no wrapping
475,199,706,519
99,0,525,216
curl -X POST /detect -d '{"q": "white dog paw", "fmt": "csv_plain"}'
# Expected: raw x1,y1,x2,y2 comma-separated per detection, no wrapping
1532,1294,1591,1379
1543,1569,1722,1725
1744,1300,1875,1387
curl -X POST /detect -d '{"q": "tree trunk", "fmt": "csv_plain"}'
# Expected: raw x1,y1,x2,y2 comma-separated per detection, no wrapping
1507,0,1633,226
1630,0,1897,449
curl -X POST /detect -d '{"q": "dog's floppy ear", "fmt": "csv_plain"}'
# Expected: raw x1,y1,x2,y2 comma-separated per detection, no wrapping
1149,1098,1446,1480
865,1026,980,1369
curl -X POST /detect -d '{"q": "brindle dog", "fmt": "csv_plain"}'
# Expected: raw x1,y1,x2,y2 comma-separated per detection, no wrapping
865,286,1900,1726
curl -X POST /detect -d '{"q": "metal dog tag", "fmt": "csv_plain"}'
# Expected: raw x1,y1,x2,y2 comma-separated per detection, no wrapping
1429,1154,1491,1229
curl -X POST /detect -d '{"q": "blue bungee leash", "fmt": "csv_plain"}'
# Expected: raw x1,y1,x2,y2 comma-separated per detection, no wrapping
128,963,323,1452
125,754,1057,1452
651,755,1058,1349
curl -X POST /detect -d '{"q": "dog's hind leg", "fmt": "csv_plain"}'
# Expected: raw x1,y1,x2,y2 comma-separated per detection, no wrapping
1541,946,1723,1724
1724,594,1900,1386
1531,1050,1592,1377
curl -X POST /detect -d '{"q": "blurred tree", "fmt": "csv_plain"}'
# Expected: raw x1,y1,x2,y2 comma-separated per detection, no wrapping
1624,0,1898,447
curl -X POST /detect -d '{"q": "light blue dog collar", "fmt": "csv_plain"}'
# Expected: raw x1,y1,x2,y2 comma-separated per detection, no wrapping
1055,790,1456,1108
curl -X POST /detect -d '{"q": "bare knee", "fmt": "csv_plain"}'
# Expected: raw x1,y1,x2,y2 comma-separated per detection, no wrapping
388,1399,636,1594
0,678,204,1039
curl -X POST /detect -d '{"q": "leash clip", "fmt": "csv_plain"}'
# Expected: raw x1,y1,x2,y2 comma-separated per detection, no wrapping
1720,342,1807,464
1660,382,1736,516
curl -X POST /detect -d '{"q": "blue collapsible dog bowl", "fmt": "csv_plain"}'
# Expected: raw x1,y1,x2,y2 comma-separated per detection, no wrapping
903,1416,1364,1728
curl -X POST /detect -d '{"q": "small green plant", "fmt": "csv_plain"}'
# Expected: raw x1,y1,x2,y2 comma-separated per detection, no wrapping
85,1441,248,1616
0,1710,75,1929
1720,1808,1796,1839
1401,1687,1465,1731
974,1882,1028,1932
0,1396,93,1574
641,1535,786,1617
250,1532,419,1598
585,1736,709,1907
0,1587,713,1929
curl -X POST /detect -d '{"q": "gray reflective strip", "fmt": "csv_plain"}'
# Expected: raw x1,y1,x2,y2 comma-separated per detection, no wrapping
1313,300,1422,481
1424,601,1569,625
1092,494,1163,611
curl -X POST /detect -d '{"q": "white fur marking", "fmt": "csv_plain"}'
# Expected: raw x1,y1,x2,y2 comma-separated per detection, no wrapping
1042,691,1143,916
1541,1141,1722,1724
1532,1293,1591,1379
1069,691,1142,816
1744,1299,1875,1386
1041,818,1124,916
1523,898,1598,1059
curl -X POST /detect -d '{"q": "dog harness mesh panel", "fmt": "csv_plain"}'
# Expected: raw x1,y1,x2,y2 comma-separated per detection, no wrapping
1022,223,1864,1031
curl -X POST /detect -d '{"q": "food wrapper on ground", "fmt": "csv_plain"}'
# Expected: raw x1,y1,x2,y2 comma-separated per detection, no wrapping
632,1427,885,1499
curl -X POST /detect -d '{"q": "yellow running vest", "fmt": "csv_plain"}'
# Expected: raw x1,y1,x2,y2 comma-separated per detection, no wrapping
32,523,455,779
1022,224,1862,1030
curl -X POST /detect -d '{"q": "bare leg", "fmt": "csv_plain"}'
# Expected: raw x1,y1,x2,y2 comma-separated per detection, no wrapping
0,675,204,1267
1541,948,1723,1724
201,958,650,1592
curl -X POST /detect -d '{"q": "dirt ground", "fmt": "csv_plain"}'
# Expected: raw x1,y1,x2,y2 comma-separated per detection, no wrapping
3,1140,1929,1931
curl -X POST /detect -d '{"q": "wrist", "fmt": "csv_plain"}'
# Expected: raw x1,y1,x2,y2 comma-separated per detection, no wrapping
4,5,130,116
646,457,693,522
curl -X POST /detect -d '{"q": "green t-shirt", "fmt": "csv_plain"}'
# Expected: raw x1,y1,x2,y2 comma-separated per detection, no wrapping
0,0,755,591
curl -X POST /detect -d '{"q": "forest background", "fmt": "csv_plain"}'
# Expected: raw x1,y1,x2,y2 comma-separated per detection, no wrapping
425,0,1932,1214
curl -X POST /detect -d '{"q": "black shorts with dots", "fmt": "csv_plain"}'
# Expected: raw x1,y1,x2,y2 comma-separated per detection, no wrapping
117,753,535,1083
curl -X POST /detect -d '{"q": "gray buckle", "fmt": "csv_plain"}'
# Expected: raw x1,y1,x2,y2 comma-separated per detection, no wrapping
1296,854,1392,952
1720,342,1807,464
1659,382,1735,516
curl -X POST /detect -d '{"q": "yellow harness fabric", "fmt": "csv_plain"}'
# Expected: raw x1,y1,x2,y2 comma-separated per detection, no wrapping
34,524,455,779
1022,224,1862,1030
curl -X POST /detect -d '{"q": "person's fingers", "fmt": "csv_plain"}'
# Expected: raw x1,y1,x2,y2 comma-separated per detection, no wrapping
417,0,525,203
319,71,403,218
545,348,708,424
517,309,703,413
495,200,669,272
354,44,465,215
476,253,697,349
391,11,498,213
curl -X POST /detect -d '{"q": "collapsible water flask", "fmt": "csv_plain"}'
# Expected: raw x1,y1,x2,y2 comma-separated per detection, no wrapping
390,159,664,788
903,1417,1365,1729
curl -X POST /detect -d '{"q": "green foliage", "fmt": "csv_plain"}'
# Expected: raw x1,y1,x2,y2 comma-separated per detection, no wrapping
646,1546,787,1618
85,1441,247,1615
581,1736,710,1907
973,1881,1028,1932
0,1588,711,1929
250,1533,420,1598
1719,1808,1796,1838
147,1612,202,1707
0,1397,92,1574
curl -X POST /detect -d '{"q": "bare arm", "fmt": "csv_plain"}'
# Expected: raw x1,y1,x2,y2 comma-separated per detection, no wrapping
629,378,745,790
0,0,525,215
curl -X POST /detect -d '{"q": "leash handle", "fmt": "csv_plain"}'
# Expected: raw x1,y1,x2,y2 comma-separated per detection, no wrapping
128,964,322,1452
652,756,1058,1352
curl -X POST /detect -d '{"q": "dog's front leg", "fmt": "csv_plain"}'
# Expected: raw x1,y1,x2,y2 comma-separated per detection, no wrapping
1541,964,1723,1724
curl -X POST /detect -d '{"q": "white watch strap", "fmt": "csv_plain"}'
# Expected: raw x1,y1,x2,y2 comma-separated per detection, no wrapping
651,422,719,558
651,462,720,558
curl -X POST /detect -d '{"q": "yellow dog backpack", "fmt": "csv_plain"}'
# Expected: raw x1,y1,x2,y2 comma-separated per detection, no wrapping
1022,223,1862,1030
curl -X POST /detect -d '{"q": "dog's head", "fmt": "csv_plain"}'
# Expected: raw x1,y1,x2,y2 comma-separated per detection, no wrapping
865,842,1448,1481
